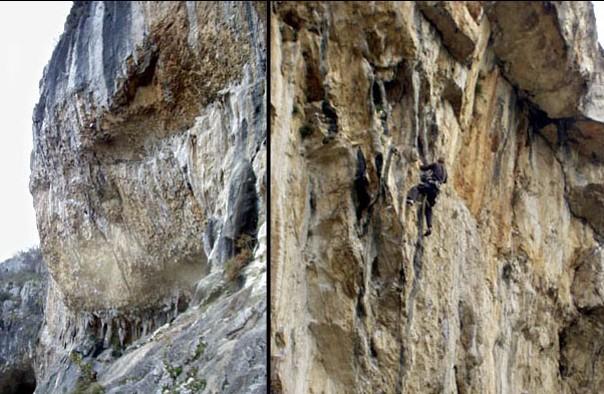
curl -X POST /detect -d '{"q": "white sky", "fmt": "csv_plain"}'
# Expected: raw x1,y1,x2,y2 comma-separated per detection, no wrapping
0,2,72,262
0,2,602,263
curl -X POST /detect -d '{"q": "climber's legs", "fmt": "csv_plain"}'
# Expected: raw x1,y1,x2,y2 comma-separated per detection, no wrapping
424,203,433,236
407,183,430,206
407,183,438,236
406,185,420,205
423,185,438,236
408,183,439,237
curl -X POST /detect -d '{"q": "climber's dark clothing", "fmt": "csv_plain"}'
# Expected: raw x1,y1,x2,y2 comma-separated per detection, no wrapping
407,182,438,208
407,182,438,228
419,162,447,185
406,162,447,232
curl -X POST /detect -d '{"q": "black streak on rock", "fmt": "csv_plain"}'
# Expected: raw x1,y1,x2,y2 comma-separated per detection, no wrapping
371,256,380,282
204,218,219,254
309,187,317,215
372,80,383,108
223,160,259,259
370,337,378,359
321,99,339,135
304,51,324,102
353,149,371,221
102,1,132,98
356,283,366,319
375,152,384,181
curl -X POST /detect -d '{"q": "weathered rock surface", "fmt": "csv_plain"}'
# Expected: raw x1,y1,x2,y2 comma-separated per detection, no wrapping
28,1,266,393
0,248,46,394
271,1,604,393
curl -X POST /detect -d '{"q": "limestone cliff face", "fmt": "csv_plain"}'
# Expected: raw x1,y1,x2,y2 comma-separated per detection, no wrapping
30,2,266,393
271,2,604,393
0,248,46,394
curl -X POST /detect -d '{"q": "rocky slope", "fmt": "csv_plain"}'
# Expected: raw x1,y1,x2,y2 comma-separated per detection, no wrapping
0,248,46,394
28,2,266,393
271,1,604,393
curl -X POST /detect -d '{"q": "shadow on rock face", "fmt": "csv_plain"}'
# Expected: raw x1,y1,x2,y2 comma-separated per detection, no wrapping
0,364,36,394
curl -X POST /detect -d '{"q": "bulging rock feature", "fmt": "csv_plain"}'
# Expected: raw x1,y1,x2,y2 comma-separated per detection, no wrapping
419,1,480,64
486,1,592,119
572,246,604,311
29,1,266,393
487,1,604,163
30,0,255,311
271,1,604,393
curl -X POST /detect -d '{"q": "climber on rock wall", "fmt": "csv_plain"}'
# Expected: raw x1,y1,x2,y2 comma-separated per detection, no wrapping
406,157,447,236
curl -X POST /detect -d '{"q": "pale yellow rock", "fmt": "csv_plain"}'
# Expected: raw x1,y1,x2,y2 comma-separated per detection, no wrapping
271,1,604,393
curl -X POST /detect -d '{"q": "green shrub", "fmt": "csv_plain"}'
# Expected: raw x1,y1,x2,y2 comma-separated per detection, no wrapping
70,351,104,394
164,359,183,381
188,378,206,391
193,340,206,361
